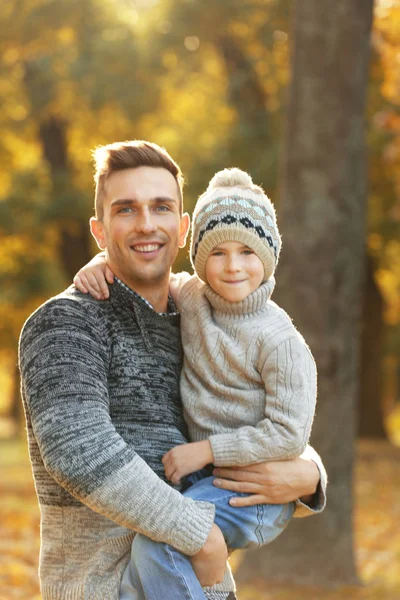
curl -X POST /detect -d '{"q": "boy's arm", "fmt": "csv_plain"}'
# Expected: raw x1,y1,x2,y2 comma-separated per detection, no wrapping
209,336,317,467
19,298,215,556
73,258,193,307
169,272,193,307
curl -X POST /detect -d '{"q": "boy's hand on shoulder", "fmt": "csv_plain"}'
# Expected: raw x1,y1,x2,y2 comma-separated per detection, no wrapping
162,441,213,485
73,252,115,300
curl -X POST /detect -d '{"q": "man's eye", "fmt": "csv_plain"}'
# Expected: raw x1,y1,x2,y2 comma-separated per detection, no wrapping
118,207,133,213
156,205,170,211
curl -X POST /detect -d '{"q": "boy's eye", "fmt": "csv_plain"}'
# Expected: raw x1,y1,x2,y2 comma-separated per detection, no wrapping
242,249,254,255
210,251,224,256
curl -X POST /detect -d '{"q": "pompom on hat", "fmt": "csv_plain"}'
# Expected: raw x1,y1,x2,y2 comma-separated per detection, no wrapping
190,168,281,283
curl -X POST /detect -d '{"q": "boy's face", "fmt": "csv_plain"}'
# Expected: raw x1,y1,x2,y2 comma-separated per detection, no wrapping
205,241,264,302
90,166,189,294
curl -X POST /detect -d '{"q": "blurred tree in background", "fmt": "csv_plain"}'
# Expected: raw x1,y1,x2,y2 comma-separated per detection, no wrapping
0,0,399,590
237,0,373,586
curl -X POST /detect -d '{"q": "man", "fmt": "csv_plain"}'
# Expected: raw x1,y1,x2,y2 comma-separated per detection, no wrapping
19,140,326,600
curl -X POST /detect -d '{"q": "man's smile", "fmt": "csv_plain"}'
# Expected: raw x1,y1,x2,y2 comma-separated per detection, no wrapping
131,243,164,253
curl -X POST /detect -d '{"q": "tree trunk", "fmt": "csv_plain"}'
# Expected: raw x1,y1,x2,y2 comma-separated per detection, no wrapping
216,34,271,184
39,117,92,279
24,62,92,280
359,254,386,438
236,0,373,587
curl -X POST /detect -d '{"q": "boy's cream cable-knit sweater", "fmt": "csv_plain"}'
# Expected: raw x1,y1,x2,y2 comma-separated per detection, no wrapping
174,274,317,468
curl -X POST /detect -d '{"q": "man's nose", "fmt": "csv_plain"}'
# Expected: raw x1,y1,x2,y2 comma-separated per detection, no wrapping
135,208,157,233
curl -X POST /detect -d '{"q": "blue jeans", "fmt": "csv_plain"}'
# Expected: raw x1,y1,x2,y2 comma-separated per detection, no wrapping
120,473,295,600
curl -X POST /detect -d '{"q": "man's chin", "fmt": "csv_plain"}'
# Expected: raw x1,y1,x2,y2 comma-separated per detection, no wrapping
121,266,170,287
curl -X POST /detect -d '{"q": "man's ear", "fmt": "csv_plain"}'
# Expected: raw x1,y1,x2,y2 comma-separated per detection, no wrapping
179,212,190,249
90,217,106,250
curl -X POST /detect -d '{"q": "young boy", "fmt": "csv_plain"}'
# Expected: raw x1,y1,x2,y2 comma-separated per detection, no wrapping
75,168,318,600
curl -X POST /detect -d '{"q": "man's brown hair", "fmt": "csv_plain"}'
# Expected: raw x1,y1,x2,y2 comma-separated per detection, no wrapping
93,140,184,219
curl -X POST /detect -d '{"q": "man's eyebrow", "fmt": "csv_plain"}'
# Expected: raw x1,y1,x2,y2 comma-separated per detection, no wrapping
110,198,135,207
153,196,178,204
110,197,178,207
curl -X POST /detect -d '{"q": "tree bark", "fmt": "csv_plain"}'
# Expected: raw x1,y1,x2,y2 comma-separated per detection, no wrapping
38,117,92,279
236,0,374,587
359,254,386,438
216,34,271,184
24,62,92,280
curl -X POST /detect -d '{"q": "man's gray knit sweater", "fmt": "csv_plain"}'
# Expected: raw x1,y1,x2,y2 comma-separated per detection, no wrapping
18,280,216,600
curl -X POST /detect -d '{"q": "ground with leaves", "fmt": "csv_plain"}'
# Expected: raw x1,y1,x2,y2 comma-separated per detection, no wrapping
1,438,399,600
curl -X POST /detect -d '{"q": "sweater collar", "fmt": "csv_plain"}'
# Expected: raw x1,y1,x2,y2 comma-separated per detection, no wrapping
204,277,276,316
109,277,178,317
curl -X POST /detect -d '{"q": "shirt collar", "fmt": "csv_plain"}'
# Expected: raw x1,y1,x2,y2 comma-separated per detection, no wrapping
114,277,179,316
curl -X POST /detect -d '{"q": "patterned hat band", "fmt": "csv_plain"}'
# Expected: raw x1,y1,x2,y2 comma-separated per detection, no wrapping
192,212,279,260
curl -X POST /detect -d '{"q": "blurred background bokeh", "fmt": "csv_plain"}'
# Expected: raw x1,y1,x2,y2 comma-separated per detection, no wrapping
0,0,399,598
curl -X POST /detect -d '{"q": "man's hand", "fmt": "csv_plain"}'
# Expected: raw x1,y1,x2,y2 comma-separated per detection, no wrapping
162,441,213,485
212,457,319,507
191,523,228,587
73,252,115,300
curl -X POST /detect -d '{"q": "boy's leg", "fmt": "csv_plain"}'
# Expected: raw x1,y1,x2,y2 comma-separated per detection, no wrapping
186,476,295,551
125,532,208,600
120,474,291,600
121,519,237,600
119,560,140,600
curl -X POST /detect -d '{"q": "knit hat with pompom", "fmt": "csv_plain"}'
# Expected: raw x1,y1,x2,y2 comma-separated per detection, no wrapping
190,167,281,283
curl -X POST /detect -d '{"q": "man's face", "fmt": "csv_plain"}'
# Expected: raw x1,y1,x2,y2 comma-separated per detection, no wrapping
90,167,189,293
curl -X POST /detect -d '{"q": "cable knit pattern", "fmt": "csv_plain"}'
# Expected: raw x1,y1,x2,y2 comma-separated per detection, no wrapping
176,275,317,467
18,280,216,600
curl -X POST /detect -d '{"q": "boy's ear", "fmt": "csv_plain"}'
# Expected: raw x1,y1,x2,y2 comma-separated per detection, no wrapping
90,217,106,250
179,212,190,249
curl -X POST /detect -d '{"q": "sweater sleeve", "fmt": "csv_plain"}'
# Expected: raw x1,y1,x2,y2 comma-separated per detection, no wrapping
293,445,327,518
209,335,317,465
169,272,194,310
19,298,214,556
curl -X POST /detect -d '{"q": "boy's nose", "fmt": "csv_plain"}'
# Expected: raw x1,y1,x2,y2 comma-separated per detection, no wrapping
225,257,241,272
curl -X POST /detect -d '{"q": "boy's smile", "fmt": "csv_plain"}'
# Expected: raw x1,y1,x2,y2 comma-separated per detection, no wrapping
205,241,264,303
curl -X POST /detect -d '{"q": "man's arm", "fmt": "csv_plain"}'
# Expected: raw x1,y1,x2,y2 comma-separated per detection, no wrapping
19,297,215,556
211,446,327,517
293,445,327,516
